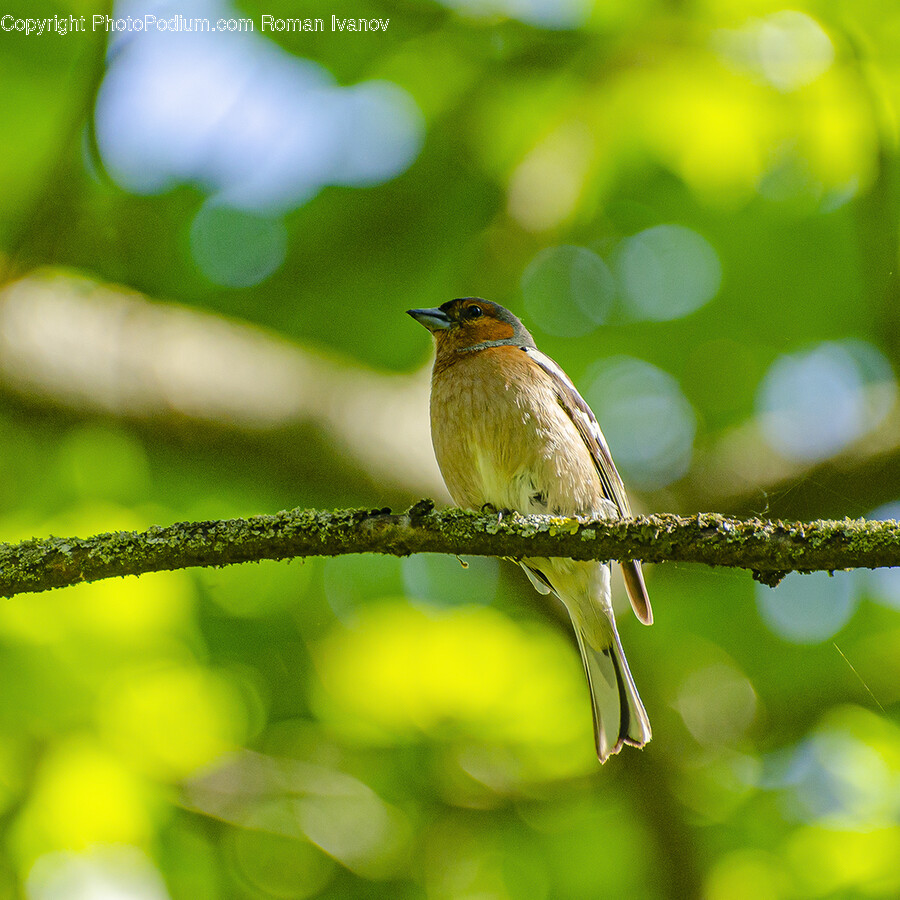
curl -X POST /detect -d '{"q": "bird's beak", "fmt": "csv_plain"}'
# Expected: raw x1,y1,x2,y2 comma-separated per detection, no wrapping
407,307,453,332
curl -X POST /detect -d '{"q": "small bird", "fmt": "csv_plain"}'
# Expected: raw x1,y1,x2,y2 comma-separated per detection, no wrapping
408,297,652,762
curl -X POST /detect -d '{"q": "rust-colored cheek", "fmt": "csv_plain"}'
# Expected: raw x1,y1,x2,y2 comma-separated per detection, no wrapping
470,319,515,342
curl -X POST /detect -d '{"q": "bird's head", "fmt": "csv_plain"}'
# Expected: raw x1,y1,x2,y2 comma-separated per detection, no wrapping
407,298,535,355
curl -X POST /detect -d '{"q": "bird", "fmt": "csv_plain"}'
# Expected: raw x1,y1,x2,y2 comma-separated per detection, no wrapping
407,297,652,762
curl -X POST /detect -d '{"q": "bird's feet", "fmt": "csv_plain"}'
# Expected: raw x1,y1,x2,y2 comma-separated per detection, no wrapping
481,502,515,516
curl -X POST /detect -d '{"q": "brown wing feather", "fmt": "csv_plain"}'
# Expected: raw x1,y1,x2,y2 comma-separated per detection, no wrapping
524,348,653,626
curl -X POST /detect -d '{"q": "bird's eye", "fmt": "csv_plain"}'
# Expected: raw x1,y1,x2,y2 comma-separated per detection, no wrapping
465,305,483,319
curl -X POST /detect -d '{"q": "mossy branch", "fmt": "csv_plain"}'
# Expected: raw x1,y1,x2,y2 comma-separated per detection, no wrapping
1,502,899,598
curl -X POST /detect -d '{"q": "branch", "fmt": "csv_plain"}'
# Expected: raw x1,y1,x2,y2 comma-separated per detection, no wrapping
2,502,899,599
0,272,444,499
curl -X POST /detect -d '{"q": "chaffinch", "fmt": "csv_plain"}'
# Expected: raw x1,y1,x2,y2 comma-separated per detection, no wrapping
408,297,652,762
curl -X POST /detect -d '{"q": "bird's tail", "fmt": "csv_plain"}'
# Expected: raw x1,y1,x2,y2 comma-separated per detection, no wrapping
570,616,651,763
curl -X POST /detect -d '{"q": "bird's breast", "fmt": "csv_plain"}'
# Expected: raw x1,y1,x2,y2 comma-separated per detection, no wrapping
429,348,604,514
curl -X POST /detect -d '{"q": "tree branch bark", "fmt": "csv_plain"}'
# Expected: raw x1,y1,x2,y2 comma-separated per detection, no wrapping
2,502,899,599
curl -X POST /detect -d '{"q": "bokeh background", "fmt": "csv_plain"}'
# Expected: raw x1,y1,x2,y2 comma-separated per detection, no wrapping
2,0,900,896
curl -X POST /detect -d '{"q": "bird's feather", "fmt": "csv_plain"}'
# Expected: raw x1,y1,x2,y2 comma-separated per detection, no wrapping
523,347,653,626
532,555,651,761
572,616,652,761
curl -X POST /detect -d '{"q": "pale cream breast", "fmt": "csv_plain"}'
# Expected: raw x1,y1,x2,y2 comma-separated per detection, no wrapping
430,347,606,515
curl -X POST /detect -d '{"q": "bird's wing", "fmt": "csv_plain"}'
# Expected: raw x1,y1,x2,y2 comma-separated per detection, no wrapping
522,347,653,626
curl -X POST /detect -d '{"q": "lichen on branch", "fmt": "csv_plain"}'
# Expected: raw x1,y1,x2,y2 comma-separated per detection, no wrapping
1,501,899,599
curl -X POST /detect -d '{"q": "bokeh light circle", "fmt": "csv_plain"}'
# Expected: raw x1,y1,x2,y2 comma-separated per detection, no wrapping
755,570,858,644
190,203,287,288
756,340,896,462
583,356,696,490
617,225,722,322
94,1,423,214
522,245,614,337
